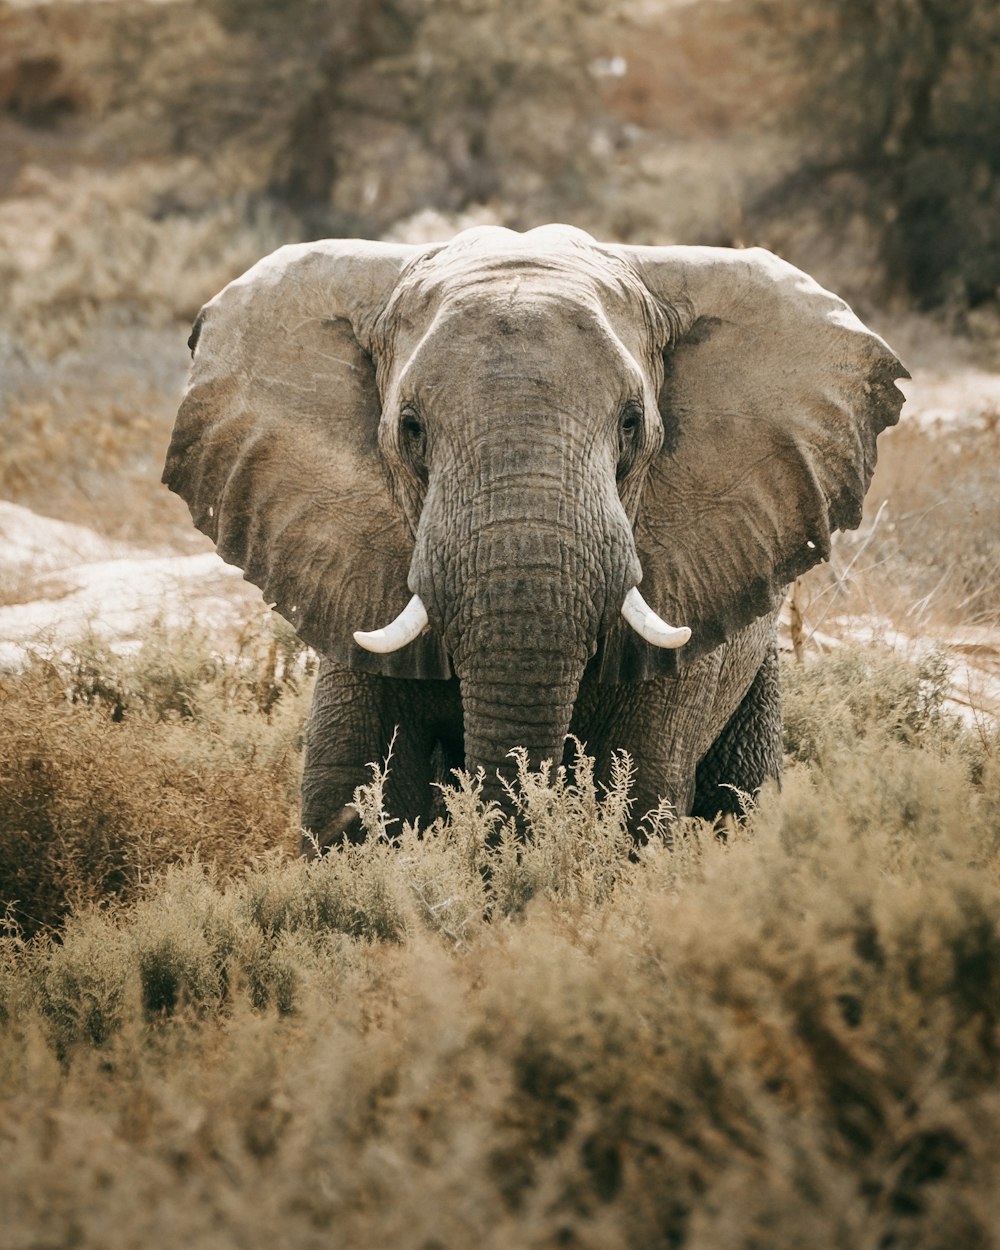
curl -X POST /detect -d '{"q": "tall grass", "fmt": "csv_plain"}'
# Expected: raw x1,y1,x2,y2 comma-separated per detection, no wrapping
1,629,998,1248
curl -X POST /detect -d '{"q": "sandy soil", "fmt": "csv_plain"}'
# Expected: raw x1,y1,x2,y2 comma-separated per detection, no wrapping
0,500,266,669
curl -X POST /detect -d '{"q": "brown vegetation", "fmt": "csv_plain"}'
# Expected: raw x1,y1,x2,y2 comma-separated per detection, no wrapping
0,620,311,937
788,403,1000,647
1,635,999,1248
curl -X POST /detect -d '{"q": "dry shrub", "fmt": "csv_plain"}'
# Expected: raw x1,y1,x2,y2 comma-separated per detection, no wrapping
489,745,641,916
792,413,1000,634
0,365,186,543
1,635,999,1247
781,644,957,765
0,621,310,937
866,416,1000,627
1,162,293,357
0,725,998,1247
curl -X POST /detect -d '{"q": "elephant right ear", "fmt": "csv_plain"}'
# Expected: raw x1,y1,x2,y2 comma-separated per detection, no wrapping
163,239,452,678
605,243,908,674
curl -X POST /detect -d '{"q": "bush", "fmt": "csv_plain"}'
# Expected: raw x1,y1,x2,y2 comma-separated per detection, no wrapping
0,622,310,937
1,631,998,1246
0,701,997,1247
781,643,955,765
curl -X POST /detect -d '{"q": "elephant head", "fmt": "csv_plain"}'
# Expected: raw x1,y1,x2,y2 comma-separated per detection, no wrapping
164,225,906,798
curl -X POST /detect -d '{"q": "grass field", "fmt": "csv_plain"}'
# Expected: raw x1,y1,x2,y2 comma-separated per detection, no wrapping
2,630,999,1249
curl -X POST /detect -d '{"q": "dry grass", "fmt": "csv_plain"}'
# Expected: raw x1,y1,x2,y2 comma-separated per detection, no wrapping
781,371,1000,729
0,359,190,545
0,161,292,355
866,416,1000,629
1,629,999,1248
0,619,312,938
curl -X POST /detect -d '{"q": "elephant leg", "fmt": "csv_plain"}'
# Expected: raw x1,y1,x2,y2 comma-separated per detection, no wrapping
572,616,779,834
570,660,721,829
300,658,461,856
691,640,782,821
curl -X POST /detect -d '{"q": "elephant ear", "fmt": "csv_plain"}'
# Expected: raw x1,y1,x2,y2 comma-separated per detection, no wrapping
605,244,908,678
163,238,452,678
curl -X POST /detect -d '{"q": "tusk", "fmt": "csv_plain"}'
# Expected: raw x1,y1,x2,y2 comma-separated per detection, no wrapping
621,587,690,649
354,594,429,654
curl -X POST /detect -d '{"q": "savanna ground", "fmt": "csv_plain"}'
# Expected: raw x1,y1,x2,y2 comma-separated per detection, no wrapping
2,624,1000,1249
3,1,1000,1246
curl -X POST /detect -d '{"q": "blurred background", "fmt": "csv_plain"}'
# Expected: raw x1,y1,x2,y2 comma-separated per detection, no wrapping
1,0,999,693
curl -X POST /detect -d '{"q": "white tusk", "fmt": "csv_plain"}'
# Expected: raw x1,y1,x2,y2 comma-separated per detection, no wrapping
353,594,428,654
621,587,690,649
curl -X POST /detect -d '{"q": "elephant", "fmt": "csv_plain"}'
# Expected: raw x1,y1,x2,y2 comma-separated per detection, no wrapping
163,224,907,852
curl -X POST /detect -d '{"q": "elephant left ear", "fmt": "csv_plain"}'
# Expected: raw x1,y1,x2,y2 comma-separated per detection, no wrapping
608,244,908,671
162,238,451,679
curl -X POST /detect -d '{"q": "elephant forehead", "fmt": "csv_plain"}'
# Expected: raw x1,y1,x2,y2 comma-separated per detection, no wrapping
381,268,663,396
404,246,643,310
384,301,651,418
386,234,664,338
417,292,634,370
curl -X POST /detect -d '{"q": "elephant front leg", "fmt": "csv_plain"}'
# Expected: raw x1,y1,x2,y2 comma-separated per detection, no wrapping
300,660,388,854
691,640,782,820
569,671,706,831
300,659,457,856
572,617,778,833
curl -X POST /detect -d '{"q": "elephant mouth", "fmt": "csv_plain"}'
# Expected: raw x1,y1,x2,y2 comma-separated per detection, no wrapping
353,586,690,655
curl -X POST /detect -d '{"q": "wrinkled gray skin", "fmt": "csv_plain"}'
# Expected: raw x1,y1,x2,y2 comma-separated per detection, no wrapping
163,225,907,852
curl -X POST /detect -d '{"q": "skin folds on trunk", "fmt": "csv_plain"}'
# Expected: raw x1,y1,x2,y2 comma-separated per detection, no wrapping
411,452,635,800
458,654,586,799
441,544,598,799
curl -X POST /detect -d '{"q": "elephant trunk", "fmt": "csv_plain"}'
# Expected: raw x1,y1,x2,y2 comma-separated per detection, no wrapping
412,470,636,800
457,650,586,801
393,395,649,803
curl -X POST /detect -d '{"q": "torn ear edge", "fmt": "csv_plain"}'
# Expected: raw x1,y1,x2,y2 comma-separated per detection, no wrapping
188,310,206,356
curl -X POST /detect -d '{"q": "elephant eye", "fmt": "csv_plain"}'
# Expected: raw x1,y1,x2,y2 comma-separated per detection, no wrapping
620,406,641,435
399,406,427,469
400,405,422,436
617,400,644,477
